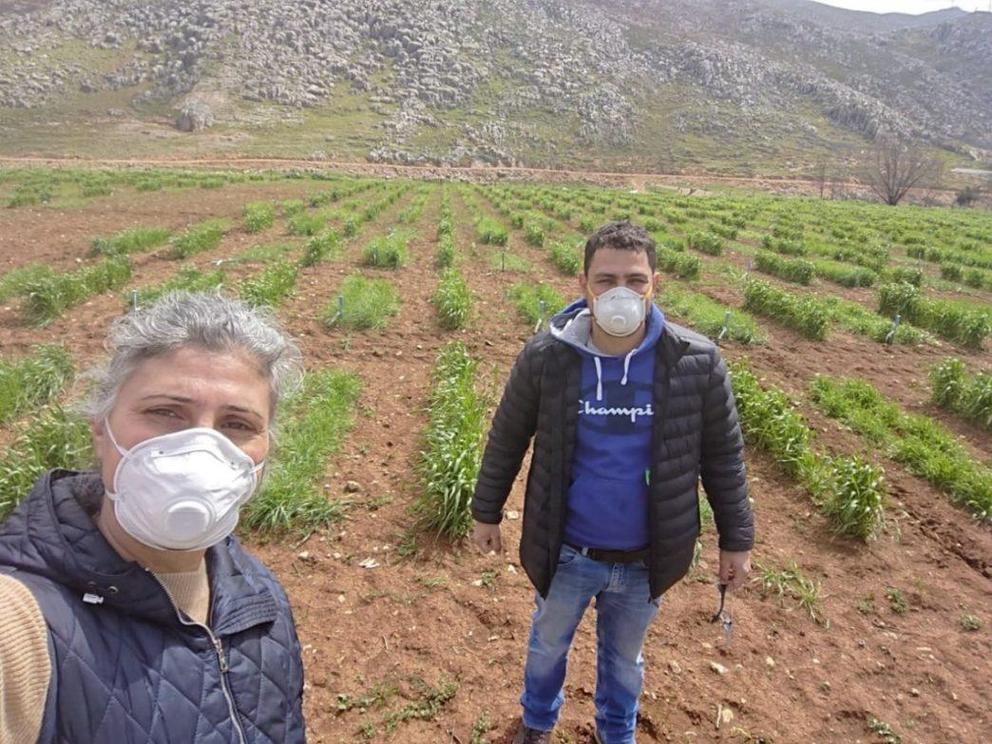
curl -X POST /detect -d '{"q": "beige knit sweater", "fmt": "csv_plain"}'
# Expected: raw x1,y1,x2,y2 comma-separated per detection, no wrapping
0,564,210,744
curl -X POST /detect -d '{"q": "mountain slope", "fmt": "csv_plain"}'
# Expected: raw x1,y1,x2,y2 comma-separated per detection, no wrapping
0,0,988,174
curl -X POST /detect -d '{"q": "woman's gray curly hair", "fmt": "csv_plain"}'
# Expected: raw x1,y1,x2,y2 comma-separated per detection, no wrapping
82,291,304,424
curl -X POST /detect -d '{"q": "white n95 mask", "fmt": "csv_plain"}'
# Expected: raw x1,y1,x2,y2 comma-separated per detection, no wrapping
104,421,264,551
593,286,647,337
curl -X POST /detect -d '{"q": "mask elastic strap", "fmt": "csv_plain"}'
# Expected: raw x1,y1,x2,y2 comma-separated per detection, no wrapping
103,418,130,458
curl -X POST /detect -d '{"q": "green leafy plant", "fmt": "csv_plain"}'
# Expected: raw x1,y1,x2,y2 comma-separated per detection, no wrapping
0,264,55,302
416,343,487,538
432,268,472,330
755,251,815,284
819,456,886,540
476,217,509,246
549,240,582,275
659,287,763,344
287,211,326,237
169,219,228,259
299,231,342,267
325,276,401,330
507,283,566,327
243,202,276,233
242,370,361,535
362,231,412,269
22,255,132,325
239,260,298,307
743,279,829,340
878,282,991,348
0,346,74,425
129,266,225,308
0,405,93,519
929,358,992,430
684,231,723,256
754,561,825,624
810,375,992,520
90,227,171,257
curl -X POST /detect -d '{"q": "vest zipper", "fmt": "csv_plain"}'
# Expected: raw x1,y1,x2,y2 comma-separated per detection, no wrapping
150,573,249,744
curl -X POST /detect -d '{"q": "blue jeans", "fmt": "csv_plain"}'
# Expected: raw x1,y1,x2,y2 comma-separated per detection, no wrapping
520,543,661,744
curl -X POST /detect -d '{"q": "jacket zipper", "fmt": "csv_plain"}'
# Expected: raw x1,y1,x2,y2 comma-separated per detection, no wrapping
150,574,249,744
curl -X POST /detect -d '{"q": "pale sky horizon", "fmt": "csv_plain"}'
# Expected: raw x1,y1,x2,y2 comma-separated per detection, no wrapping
811,0,987,13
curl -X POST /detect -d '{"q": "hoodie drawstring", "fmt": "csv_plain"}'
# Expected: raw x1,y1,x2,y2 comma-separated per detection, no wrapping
621,350,635,387
594,356,604,401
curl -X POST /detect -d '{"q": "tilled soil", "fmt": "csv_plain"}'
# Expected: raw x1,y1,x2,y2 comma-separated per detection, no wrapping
0,179,989,744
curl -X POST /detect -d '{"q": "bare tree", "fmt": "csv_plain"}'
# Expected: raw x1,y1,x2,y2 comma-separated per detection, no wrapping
813,158,828,199
865,137,942,206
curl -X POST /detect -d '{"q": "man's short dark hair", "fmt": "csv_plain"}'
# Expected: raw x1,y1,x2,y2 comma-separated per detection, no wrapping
583,221,657,274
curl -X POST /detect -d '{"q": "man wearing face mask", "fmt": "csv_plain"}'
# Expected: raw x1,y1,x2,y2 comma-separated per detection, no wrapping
472,222,754,744
0,292,307,744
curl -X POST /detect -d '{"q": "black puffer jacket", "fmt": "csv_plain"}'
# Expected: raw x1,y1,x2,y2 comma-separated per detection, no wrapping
472,316,754,599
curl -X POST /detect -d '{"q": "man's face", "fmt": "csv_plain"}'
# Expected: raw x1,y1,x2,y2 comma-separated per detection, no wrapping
579,247,659,310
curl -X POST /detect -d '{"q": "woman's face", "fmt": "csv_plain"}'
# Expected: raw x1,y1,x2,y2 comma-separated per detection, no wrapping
91,346,272,489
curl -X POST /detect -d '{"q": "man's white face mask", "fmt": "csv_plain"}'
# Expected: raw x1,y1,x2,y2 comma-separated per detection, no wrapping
592,286,647,337
104,420,264,551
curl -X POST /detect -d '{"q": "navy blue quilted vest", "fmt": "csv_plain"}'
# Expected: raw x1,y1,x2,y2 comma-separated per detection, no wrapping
0,470,307,744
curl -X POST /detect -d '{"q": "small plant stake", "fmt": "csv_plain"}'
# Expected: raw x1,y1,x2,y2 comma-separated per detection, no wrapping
884,313,901,345
716,311,732,345
130,290,139,311
328,295,344,326
534,299,547,333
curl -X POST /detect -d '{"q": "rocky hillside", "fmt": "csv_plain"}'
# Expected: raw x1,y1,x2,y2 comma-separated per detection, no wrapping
0,0,989,174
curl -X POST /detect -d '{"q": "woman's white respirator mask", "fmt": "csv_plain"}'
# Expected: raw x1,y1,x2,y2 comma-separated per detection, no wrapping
104,420,264,551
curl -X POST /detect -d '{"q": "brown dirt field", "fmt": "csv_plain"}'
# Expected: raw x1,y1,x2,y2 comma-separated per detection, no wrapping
0,177,990,744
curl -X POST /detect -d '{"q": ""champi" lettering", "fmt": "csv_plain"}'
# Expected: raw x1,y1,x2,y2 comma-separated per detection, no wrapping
578,400,654,423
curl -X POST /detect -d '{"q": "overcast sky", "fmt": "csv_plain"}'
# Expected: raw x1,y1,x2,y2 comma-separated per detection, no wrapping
812,1,987,12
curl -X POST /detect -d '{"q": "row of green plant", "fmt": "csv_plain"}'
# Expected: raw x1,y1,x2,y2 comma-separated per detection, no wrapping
659,286,763,344
548,239,582,276
476,216,509,246
810,376,992,520
436,191,456,269
324,275,401,330
90,227,172,257
0,346,74,425
415,342,488,538
655,242,702,279
940,262,992,292
129,266,226,309
743,279,829,340
730,363,886,539
362,230,413,269
812,259,877,288
878,282,991,348
243,202,276,234
169,219,229,259
929,358,992,431
22,255,132,325
755,251,815,285
0,264,55,302
239,260,299,308
432,269,473,330
508,283,566,328
242,369,361,535
299,231,342,267
0,405,92,519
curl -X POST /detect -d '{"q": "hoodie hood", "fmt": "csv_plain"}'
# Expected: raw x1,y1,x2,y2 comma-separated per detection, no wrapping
551,298,665,402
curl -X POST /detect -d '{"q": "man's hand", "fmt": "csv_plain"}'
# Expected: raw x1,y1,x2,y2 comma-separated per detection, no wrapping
719,550,752,592
472,521,503,554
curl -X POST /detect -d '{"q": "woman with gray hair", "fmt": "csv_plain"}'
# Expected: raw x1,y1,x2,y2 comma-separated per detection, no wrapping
0,292,308,744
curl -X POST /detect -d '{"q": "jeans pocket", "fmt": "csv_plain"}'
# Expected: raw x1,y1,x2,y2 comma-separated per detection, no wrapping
557,543,580,566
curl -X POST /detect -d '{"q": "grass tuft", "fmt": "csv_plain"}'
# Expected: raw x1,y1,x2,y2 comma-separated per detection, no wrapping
242,370,361,535
324,275,401,330
415,343,487,538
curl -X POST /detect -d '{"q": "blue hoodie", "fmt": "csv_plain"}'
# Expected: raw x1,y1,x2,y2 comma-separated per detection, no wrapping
550,299,665,551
